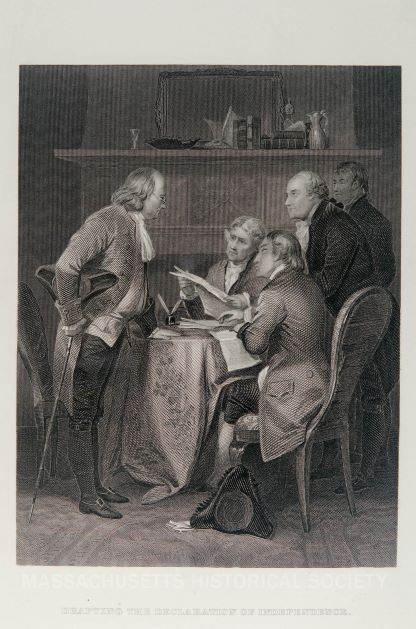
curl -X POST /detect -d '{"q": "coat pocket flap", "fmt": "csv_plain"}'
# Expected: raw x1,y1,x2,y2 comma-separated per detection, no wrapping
266,379,294,399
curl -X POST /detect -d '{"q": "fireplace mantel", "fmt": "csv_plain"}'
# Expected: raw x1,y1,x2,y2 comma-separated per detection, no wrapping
55,148,383,165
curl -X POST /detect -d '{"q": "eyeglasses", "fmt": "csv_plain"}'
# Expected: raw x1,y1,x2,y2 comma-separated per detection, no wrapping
151,192,166,203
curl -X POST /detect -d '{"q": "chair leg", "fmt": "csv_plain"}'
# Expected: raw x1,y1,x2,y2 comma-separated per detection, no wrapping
275,454,289,505
339,432,357,516
295,441,313,533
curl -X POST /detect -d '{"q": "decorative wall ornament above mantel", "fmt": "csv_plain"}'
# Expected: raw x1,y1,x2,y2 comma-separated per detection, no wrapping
154,68,285,140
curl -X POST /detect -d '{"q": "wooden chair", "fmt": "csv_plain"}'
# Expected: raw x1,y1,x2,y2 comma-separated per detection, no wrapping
230,287,394,532
18,283,67,482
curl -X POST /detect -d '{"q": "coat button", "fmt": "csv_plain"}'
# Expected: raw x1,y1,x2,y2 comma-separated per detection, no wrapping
307,370,314,378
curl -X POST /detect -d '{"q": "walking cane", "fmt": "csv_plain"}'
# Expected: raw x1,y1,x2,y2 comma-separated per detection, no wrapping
28,265,118,523
28,336,73,523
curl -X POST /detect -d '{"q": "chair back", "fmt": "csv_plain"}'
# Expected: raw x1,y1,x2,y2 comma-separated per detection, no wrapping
18,282,54,405
35,264,118,305
306,287,393,439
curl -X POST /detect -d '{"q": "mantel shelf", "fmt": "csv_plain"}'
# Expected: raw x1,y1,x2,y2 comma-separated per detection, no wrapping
54,148,383,164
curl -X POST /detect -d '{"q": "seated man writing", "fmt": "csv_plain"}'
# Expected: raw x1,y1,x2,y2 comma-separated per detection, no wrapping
177,215,267,317
214,230,330,480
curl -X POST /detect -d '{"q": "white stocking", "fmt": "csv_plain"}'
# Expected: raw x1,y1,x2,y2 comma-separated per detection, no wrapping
209,415,234,486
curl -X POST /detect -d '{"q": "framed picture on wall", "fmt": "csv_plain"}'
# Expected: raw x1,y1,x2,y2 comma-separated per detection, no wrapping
154,67,285,140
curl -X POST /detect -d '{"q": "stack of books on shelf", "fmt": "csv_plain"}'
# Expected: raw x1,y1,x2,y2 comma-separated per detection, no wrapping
261,130,306,149
231,119,307,150
233,116,261,149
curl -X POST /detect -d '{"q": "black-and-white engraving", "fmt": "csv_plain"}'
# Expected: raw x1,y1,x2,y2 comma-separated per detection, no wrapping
17,65,400,567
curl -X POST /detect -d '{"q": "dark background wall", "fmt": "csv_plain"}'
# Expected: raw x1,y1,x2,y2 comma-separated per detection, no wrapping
81,65,358,148
18,65,401,477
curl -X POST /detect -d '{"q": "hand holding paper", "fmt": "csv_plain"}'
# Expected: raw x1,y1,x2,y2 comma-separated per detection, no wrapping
177,273,196,298
224,294,248,309
170,266,241,320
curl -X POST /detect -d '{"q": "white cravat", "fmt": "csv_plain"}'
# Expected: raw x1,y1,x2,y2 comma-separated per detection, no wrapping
295,221,310,254
134,211,155,262
225,260,245,293
295,203,320,274
295,203,320,255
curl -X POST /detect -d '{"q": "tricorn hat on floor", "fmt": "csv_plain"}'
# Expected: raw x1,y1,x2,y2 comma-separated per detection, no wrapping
190,465,274,539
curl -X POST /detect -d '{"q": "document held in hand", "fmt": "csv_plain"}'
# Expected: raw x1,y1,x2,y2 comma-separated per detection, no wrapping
170,266,241,320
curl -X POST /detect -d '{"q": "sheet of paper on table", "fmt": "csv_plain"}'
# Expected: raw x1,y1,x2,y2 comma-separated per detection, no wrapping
178,318,231,330
149,327,182,339
210,329,262,372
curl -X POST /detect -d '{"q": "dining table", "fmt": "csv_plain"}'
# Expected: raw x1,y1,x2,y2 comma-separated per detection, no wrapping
98,324,255,504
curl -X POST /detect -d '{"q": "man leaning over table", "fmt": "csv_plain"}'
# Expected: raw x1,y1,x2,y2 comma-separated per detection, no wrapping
53,167,165,519
176,215,268,319
285,169,397,492
211,230,330,483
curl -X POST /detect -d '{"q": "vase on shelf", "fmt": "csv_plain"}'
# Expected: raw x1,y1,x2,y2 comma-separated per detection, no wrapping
306,111,328,149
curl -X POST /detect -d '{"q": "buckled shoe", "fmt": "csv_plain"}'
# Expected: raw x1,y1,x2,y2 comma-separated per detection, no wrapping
79,497,123,519
97,487,129,504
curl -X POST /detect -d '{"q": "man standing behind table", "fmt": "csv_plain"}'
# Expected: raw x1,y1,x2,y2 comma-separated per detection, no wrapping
286,171,377,315
285,170,392,492
332,161,399,491
54,168,165,519
332,161,396,287
212,230,330,481
177,215,267,317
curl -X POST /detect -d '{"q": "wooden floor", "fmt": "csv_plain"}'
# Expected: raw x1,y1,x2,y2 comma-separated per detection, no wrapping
17,466,397,568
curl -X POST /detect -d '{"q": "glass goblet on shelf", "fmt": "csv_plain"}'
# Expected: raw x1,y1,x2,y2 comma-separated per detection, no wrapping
130,128,141,149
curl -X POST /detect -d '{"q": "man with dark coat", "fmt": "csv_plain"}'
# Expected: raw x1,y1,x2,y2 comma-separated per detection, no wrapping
333,161,396,287
332,161,399,490
286,171,377,316
286,170,398,491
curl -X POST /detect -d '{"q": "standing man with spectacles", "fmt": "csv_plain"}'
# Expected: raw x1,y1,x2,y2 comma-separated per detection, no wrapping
54,168,165,519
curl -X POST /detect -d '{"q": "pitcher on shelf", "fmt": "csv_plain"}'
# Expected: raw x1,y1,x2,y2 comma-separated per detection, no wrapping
306,110,328,149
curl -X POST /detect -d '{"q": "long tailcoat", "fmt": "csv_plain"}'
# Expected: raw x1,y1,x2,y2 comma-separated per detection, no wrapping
306,199,378,316
238,268,330,462
347,195,396,288
347,196,399,394
54,204,148,413
307,199,399,395
186,253,267,319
